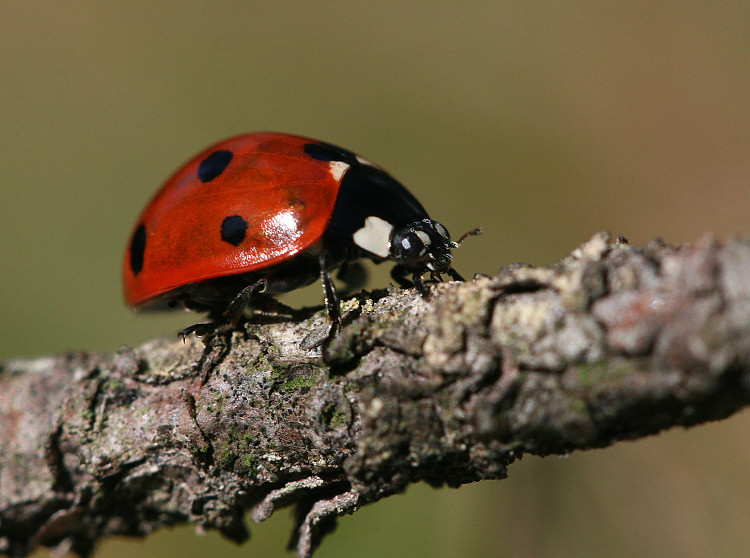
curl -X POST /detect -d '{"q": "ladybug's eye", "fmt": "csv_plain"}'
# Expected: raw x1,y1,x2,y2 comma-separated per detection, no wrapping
399,233,426,258
390,228,431,265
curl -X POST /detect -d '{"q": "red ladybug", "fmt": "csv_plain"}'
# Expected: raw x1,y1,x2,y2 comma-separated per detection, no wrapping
123,132,477,338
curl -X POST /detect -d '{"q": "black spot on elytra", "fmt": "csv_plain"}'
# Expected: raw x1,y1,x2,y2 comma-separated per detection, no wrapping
198,150,233,183
221,215,248,246
130,224,146,275
304,142,359,166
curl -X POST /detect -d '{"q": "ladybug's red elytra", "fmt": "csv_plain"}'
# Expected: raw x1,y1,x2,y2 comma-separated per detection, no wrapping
123,132,478,338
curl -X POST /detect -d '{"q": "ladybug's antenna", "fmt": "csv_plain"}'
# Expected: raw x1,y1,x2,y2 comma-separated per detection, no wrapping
457,227,482,245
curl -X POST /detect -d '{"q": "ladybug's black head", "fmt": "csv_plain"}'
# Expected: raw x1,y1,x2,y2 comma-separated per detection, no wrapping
390,219,458,273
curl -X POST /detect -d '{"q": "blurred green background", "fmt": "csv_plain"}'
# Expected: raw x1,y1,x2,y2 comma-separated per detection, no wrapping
3,2,750,557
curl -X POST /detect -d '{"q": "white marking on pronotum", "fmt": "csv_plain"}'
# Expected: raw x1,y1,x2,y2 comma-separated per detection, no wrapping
328,160,350,181
415,231,431,248
353,216,394,258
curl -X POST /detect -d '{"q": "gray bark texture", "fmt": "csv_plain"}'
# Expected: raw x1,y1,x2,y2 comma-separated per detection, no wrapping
3,232,750,557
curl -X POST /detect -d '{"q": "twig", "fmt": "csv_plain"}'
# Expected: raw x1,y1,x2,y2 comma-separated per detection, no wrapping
2,232,750,557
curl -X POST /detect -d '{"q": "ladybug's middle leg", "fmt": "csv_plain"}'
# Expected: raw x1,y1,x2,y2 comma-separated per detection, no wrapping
319,250,341,337
336,260,368,296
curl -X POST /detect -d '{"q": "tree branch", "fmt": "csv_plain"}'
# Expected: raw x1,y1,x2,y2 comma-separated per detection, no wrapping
3,232,750,557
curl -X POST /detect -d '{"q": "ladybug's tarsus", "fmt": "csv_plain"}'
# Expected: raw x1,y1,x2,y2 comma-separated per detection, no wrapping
391,264,464,297
413,273,429,297
179,323,208,341
178,320,231,342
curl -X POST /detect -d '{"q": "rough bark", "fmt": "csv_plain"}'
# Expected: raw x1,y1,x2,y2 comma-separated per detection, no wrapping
2,232,750,557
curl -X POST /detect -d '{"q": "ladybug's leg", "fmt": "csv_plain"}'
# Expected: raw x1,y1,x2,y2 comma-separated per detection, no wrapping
412,272,429,297
392,264,430,296
390,264,414,289
179,279,266,340
223,279,267,327
179,322,224,340
319,251,341,336
447,268,465,282
336,260,368,295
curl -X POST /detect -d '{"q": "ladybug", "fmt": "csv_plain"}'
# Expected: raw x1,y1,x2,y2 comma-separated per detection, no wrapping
123,132,478,338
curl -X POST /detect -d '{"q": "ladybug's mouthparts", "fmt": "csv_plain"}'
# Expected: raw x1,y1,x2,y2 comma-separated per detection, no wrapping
426,248,453,272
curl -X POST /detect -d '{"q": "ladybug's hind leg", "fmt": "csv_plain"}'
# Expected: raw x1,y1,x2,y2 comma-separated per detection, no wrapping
179,279,267,341
224,279,268,327
179,321,230,341
179,279,268,385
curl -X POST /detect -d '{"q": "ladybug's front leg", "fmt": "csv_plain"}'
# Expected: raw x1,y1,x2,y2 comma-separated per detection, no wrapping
447,267,465,282
411,272,429,297
390,264,413,289
391,264,430,296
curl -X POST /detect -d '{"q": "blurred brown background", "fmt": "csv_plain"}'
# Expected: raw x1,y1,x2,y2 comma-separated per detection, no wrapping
2,2,750,557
